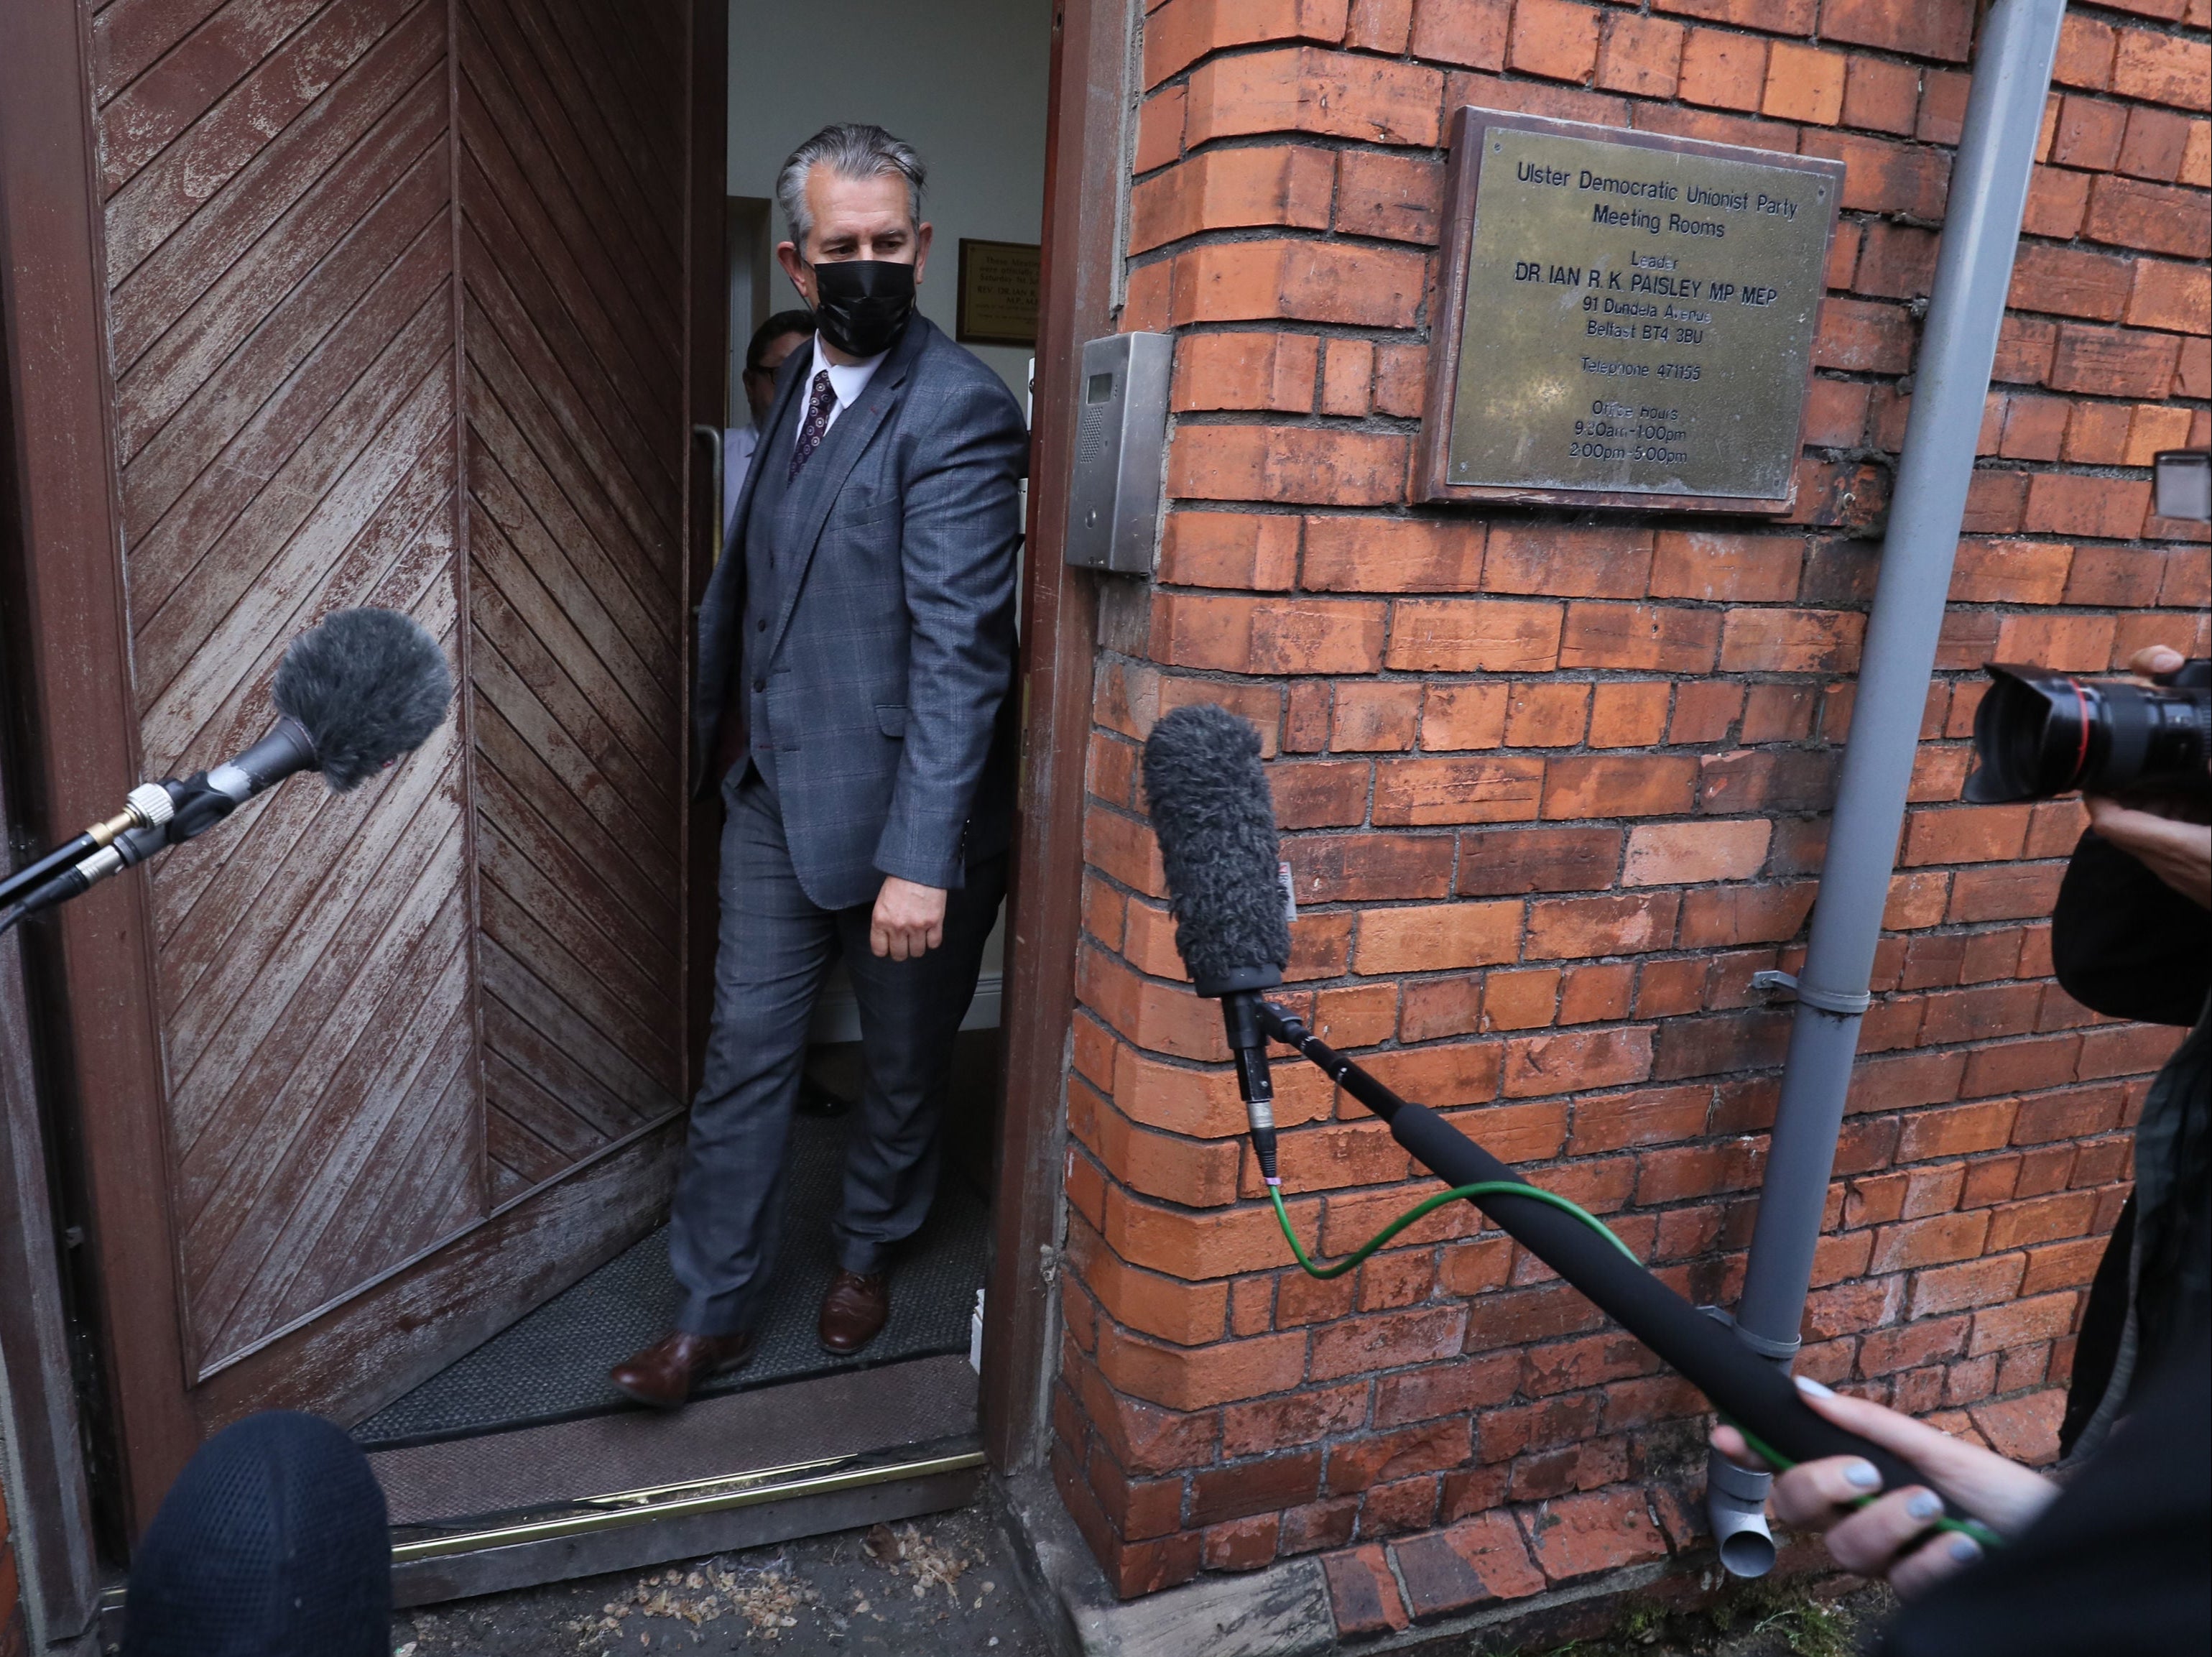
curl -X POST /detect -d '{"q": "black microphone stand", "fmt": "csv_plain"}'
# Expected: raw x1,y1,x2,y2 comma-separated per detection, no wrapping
0,784,175,910
0,720,319,936
1249,1002,1984,1525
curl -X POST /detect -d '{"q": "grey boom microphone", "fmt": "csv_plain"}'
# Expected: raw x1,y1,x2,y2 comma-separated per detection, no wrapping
1141,703,1292,1182
1139,704,1998,1536
1,609,451,933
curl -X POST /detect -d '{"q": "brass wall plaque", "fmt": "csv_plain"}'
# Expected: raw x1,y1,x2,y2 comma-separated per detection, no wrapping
1417,109,1844,513
956,238,1042,348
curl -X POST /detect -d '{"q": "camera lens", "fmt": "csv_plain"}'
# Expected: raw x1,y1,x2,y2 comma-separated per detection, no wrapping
1963,663,2212,804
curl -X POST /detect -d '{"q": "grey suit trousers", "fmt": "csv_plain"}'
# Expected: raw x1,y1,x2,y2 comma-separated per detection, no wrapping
669,769,1007,1336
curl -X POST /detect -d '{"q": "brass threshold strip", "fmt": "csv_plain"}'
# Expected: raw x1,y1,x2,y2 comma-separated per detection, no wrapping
392,1446,986,1563
96,1447,986,1614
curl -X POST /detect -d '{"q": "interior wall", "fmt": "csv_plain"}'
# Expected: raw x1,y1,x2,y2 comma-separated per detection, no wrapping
726,0,1054,405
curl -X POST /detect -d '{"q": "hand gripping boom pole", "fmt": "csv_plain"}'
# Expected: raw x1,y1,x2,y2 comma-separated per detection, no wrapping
1257,1004,1991,1534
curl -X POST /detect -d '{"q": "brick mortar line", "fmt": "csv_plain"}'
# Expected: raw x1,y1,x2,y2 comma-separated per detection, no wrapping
1070,938,2160,1057
1075,1260,2117,1318
1070,1230,2121,1303
1126,223,1443,260
1134,17,2212,109
1083,1151,2133,1217
1156,420,2193,474
1070,1023,2160,1096
1134,578,2199,601
1124,163,2203,259
1079,809,2089,866
1149,318,2208,359
2063,1,2212,38
1070,1103,2133,1183
1074,974,2151,1063
1074,1310,2099,1404
1154,406,2202,458
1071,1000,2135,1054
1144,308,2202,352
1133,131,2212,198
1142,293,2201,330
1137,532,2198,571
1068,1257,2115,1320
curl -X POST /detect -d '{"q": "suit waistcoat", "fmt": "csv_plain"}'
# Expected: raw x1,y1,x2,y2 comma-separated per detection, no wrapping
736,382,808,787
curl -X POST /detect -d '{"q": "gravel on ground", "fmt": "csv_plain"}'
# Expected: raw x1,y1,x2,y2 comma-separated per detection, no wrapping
390,1505,1053,1656
387,1501,1895,1657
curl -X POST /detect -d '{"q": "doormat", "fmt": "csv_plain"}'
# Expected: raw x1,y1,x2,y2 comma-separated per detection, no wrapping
353,1110,988,1449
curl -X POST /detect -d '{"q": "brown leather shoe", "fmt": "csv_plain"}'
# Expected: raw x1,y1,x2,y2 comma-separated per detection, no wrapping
818,1270,890,1354
609,1328,756,1410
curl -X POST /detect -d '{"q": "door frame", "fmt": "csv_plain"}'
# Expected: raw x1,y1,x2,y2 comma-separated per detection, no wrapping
0,640,102,1645
979,0,1131,1472
0,0,199,1548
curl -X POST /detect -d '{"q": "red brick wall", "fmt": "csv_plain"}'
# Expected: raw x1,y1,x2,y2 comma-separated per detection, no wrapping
1049,0,2211,1617
1,1477,24,1657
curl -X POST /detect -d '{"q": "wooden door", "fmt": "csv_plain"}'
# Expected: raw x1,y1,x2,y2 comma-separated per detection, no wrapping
57,0,710,1525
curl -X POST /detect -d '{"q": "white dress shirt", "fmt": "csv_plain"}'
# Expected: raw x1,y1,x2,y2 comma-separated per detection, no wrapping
722,335,889,543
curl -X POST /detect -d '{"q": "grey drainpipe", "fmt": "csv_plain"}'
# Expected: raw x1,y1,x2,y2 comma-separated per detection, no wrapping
1703,0,2070,1577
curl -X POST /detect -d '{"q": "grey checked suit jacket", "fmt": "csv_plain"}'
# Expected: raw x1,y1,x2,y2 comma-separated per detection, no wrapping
693,315,1027,912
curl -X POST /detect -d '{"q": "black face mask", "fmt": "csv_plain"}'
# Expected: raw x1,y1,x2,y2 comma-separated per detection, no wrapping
807,259,916,358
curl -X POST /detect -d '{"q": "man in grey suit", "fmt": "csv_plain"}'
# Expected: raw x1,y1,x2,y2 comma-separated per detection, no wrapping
613,124,1025,1407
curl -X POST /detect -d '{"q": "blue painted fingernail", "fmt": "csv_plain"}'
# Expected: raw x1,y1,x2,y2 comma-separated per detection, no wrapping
1794,1376,1836,1398
1949,1536,1982,1564
1907,1492,1941,1520
1844,1462,1880,1490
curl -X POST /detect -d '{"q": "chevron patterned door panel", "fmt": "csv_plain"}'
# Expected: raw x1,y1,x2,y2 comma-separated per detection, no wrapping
85,0,693,1428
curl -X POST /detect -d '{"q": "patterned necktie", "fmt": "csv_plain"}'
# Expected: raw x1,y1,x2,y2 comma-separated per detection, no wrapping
789,369,836,480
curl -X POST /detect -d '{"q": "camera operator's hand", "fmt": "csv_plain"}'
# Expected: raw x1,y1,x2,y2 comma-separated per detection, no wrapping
1713,1378,2057,1599
2082,646,2212,909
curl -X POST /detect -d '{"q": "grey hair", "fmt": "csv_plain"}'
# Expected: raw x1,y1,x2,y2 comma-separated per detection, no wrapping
775,123,926,251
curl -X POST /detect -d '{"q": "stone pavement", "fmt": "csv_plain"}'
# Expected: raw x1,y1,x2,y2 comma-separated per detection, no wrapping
384,1495,1894,1657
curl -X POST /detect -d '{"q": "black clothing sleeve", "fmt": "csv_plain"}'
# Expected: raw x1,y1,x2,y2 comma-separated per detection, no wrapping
1883,1319,2211,1657
2050,831,2212,1027
2057,1193,2136,1459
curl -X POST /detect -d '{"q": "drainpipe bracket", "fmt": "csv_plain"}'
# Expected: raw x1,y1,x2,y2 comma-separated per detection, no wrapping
1697,1303,1802,1364
1749,971,1871,1017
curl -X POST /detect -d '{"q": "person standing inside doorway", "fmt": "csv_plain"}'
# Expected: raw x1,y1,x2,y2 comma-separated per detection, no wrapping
613,124,1025,1408
724,309,817,543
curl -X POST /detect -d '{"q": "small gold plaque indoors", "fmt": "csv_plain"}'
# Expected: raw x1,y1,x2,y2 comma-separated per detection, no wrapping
956,239,1042,349
1417,109,1844,513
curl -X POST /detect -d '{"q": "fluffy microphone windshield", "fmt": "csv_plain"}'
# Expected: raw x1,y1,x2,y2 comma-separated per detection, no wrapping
1142,703,1290,995
271,608,452,791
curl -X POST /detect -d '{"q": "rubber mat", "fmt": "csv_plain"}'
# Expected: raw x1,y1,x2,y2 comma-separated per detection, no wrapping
353,1111,989,1449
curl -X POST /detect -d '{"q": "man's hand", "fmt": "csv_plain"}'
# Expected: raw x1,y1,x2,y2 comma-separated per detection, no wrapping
1713,1378,2058,1599
2082,645,2212,909
871,876,947,960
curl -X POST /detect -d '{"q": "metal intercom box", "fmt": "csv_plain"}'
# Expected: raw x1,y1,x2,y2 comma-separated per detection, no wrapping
1064,332,1171,573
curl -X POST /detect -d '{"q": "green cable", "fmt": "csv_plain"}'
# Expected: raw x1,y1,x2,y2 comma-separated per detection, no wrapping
1265,1178,1642,1280
1266,1177,2007,1551
1723,1418,2008,1552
